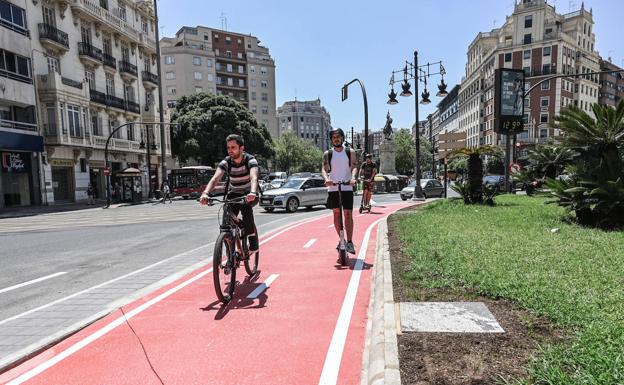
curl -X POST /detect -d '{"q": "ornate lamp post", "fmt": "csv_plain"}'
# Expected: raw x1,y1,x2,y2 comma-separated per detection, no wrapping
388,51,448,200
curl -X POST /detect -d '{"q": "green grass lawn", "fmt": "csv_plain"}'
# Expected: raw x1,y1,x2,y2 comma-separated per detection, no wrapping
396,195,624,385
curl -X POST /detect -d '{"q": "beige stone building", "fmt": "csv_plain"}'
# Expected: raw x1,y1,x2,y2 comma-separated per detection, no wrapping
160,26,278,139
24,0,168,204
457,0,600,150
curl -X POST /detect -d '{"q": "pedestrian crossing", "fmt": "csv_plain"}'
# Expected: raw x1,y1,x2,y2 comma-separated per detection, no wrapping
0,203,220,234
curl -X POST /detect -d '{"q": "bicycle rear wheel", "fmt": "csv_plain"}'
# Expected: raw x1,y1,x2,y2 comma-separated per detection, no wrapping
213,232,236,303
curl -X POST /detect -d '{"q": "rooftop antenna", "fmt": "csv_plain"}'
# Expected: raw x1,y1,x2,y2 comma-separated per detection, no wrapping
220,12,227,31
568,0,576,12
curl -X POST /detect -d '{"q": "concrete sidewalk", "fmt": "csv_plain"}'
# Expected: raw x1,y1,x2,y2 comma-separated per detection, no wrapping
0,199,164,219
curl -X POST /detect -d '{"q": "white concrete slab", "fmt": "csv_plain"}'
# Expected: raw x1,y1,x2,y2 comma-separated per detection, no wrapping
399,302,505,333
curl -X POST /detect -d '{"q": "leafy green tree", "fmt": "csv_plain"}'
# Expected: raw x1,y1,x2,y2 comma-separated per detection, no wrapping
449,146,500,204
274,131,324,173
525,144,577,179
394,128,432,175
299,143,324,173
170,93,274,166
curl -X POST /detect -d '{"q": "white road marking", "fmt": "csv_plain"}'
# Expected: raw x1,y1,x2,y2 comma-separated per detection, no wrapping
0,272,67,295
318,217,384,385
246,274,280,299
5,267,213,385
328,224,335,228
303,238,317,248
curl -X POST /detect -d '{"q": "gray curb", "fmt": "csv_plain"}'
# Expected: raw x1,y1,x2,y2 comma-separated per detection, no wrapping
361,218,401,385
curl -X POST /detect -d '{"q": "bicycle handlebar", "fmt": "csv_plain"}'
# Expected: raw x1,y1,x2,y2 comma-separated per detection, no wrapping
207,196,247,204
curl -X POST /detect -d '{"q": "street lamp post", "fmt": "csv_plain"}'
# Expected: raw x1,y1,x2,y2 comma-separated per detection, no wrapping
341,79,369,154
428,114,435,178
387,51,448,200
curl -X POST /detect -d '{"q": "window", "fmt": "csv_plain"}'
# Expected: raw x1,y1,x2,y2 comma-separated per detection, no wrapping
237,52,243,59
215,62,221,71
105,73,114,95
194,71,202,80
165,71,175,80
141,18,148,34
250,65,255,73
227,77,233,86
524,15,532,28
226,63,232,72
167,100,177,108
238,79,245,87
204,59,212,68
207,74,213,81
541,96,549,107
0,0,27,34
260,66,267,75
42,5,55,27
260,80,268,88
195,86,203,93
193,56,201,65
542,64,551,75
524,34,532,44
251,79,257,87
523,66,531,76
251,92,256,100
226,51,232,58
540,113,549,123
261,106,268,115
238,65,244,74
504,53,512,62
541,80,550,90
540,128,548,138
0,49,31,82
46,55,60,74
67,104,81,137
85,70,95,90
523,50,531,60
543,46,551,56
91,114,101,136
545,27,553,35
261,92,268,101
167,86,176,95
165,56,175,64
118,4,126,21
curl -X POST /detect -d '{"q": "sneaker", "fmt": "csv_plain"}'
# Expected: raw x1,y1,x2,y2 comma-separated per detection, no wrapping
346,241,356,254
248,235,259,253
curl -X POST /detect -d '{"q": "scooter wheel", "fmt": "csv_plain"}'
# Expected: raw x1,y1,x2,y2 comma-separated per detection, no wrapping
340,249,347,266
359,206,363,214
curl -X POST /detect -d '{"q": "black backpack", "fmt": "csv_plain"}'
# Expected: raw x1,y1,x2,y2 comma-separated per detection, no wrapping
326,146,356,172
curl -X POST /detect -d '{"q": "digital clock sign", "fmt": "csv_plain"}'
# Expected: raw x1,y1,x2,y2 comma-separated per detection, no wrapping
495,68,525,134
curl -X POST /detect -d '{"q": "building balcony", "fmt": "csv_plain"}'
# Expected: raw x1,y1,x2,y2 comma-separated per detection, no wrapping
38,24,69,53
119,60,138,81
0,118,38,132
126,100,140,114
106,94,126,111
89,89,107,106
70,0,140,44
102,53,117,72
139,32,157,53
37,73,85,101
141,71,158,89
78,42,102,67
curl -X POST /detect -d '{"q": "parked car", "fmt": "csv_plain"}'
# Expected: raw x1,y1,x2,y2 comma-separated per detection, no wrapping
400,179,445,200
483,175,505,191
266,172,288,181
260,177,328,212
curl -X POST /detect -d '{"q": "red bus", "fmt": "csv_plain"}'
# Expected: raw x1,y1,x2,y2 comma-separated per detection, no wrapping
170,166,215,199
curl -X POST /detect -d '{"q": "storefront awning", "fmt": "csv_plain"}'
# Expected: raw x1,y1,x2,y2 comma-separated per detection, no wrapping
0,131,43,152
116,167,141,176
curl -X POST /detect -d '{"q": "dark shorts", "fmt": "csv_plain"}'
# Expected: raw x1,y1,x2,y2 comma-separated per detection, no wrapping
362,181,374,191
327,190,354,210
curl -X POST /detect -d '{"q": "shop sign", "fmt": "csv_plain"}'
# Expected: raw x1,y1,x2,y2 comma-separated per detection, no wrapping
1,152,28,173
50,159,75,167
89,160,106,168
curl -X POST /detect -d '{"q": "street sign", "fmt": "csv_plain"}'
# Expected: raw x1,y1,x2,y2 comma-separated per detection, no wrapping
104,168,110,176
510,162,521,173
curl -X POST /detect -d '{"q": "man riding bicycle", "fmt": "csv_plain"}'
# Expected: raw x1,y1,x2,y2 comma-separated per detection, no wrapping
359,153,377,209
200,134,260,253
322,128,358,254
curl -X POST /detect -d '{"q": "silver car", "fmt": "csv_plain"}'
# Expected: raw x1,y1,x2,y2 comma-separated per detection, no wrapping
400,179,445,200
260,177,328,212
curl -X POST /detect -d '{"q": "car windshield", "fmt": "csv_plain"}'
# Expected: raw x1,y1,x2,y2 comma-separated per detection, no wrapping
484,175,501,182
279,178,305,189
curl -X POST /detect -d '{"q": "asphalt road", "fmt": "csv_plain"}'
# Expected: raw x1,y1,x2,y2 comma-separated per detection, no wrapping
0,193,407,323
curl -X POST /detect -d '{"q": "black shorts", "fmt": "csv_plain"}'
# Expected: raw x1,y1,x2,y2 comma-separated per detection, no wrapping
327,190,354,210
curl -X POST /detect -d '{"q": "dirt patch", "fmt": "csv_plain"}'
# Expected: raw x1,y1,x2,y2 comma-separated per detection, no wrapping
388,210,563,385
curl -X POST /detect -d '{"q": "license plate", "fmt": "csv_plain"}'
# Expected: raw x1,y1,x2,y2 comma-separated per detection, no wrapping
262,199,271,204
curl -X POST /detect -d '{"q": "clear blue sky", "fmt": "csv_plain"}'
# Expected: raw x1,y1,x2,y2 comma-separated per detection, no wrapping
158,0,624,135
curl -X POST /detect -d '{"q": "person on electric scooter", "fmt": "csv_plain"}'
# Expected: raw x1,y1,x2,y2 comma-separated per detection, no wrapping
359,153,377,210
322,128,358,254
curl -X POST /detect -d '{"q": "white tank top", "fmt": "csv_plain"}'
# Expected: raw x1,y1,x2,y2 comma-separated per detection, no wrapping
328,147,352,192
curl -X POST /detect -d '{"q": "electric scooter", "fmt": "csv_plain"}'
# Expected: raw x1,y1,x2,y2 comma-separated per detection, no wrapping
335,180,350,266
359,179,372,214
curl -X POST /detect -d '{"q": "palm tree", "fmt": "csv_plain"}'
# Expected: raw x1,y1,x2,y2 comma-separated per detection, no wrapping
449,145,500,203
525,144,578,179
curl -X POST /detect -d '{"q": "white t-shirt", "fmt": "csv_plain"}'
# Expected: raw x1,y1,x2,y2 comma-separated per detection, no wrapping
328,147,353,192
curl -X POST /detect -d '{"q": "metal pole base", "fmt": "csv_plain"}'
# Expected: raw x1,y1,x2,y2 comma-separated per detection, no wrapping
411,185,426,201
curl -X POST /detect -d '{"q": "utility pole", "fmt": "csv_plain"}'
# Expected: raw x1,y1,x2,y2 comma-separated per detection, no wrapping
153,0,167,190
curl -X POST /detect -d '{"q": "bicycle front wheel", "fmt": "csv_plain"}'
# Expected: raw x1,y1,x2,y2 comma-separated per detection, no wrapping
213,232,236,303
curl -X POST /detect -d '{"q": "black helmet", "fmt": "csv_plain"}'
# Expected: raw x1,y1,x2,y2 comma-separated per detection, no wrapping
328,128,345,139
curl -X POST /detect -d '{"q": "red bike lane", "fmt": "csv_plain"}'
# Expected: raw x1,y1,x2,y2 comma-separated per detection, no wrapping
1,202,413,385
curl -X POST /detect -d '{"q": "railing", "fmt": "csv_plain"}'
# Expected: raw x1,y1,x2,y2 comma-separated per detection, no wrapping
106,94,126,110
38,23,69,48
0,67,32,84
90,89,107,105
43,123,57,136
72,0,140,41
141,70,158,84
126,100,140,114
0,118,38,132
119,60,137,77
78,42,103,62
102,53,117,69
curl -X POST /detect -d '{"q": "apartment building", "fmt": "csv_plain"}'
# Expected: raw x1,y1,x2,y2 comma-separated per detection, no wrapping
23,0,167,204
437,84,460,135
0,0,44,208
276,98,331,151
598,58,624,107
160,26,278,138
458,0,600,149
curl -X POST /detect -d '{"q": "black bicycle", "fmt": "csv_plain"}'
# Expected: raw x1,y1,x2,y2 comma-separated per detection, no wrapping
210,196,259,304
